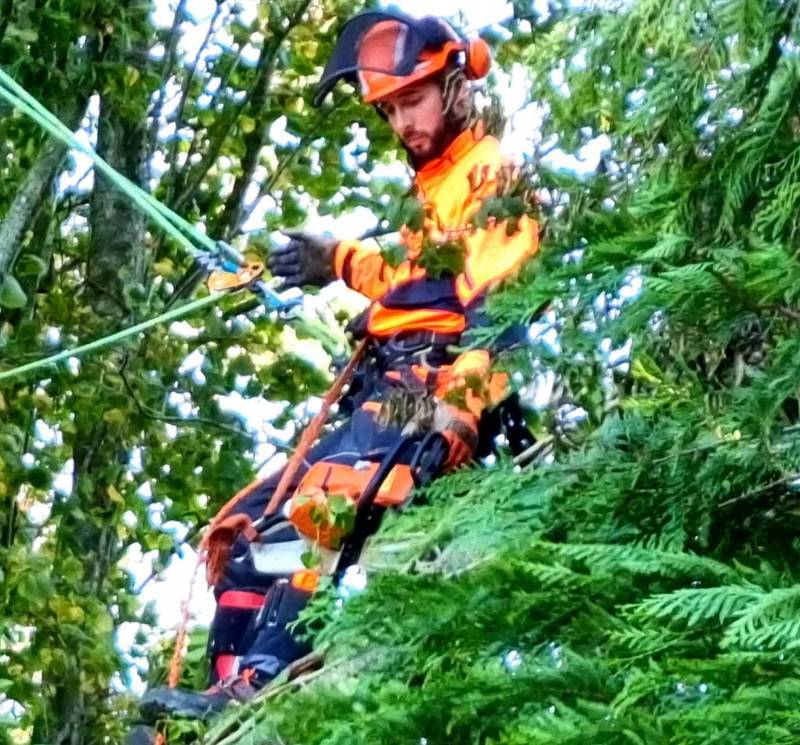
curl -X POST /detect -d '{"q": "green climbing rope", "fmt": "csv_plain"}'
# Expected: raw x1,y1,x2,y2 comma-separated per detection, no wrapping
0,68,343,383
0,67,244,385
0,67,243,265
0,293,224,384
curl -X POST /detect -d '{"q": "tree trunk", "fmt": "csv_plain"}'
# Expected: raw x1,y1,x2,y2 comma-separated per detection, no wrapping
49,57,151,745
87,95,149,318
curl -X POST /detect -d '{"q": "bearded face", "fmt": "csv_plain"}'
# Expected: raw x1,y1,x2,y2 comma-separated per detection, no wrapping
376,75,469,168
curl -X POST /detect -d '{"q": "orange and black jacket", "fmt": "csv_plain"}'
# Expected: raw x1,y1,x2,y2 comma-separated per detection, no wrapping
334,124,539,423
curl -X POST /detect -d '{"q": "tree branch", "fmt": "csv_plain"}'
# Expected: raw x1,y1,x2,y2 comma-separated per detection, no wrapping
120,365,251,438
219,0,314,239
233,127,319,235
162,0,229,209
718,472,800,509
0,0,13,47
0,140,68,284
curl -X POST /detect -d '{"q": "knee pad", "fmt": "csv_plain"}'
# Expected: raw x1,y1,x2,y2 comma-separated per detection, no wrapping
240,573,318,685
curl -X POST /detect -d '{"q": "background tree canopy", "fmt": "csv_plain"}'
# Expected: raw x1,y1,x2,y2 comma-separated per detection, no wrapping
4,0,800,744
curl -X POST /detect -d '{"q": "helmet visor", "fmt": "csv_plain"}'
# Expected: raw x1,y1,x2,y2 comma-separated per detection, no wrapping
314,11,452,106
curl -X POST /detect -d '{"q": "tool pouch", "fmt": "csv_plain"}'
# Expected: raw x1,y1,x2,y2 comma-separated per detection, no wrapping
287,460,416,549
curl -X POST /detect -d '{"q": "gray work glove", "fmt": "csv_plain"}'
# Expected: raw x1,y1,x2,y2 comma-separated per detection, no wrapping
267,230,337,288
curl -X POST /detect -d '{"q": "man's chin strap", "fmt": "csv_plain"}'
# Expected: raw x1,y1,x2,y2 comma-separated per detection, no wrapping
441,67,468,119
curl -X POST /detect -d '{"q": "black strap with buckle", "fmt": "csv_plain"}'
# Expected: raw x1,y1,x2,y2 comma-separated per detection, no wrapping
372,330,461,372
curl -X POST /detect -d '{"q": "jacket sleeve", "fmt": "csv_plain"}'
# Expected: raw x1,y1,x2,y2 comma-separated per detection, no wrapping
334,239,400,300
435,210,539,424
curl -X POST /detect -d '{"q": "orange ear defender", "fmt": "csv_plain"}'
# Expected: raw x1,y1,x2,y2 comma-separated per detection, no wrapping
464,37,492,80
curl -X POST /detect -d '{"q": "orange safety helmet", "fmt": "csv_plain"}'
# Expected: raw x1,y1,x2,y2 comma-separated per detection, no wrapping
314,9,491,107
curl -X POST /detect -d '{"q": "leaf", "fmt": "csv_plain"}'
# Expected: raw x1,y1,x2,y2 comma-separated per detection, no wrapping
16,254,48,280
0,275,27,309
381,243,408,268
415,238,467,279
124,66,140,87
6,26,38,42
102,408,125,426
107,485,124,505
153,258,175,276
327,493,352,515
94,611,113,635
301,548,321,569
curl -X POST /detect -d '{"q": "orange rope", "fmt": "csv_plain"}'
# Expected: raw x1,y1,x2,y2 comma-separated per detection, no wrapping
167,555,202,688
152,550,202,745
262,339,368,518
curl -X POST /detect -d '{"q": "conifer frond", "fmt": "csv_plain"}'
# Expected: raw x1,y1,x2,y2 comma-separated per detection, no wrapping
629,585,764,628
716,0,770,55
520,561,592,590
544,542,740,583
722,585,800,649
752,145,800,241
640,233,692,263
719,58,799,235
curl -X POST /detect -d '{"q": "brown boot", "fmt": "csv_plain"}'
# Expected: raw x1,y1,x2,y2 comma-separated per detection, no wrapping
139,670,260,722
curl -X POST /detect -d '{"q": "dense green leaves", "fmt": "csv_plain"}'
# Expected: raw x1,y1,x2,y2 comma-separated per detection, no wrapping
7,0,800,744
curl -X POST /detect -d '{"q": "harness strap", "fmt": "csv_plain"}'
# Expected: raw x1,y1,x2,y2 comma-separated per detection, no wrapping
372,330,461,371
218,590,267,610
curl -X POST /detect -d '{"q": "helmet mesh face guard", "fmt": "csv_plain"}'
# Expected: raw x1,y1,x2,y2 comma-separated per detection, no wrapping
314,11,465,107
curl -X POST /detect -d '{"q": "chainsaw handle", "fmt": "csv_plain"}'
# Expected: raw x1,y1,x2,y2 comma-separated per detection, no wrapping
409,432,449,486
332,433,447,584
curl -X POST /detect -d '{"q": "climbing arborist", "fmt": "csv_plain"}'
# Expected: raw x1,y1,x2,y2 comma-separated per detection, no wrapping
139,9,539,721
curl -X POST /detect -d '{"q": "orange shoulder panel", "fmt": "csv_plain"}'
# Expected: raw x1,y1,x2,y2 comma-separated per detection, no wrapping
367,305,466,338
457,214,539,305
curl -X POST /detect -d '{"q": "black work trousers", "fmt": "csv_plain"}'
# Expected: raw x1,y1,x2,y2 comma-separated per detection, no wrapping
206,405,407,685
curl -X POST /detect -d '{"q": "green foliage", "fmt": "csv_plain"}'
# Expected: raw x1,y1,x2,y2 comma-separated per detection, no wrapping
416,237,467,279
385,193,426,233
7,1,800,744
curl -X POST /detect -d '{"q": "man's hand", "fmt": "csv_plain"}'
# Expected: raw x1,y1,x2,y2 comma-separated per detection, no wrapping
433,401,479,470
267,230,337,288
